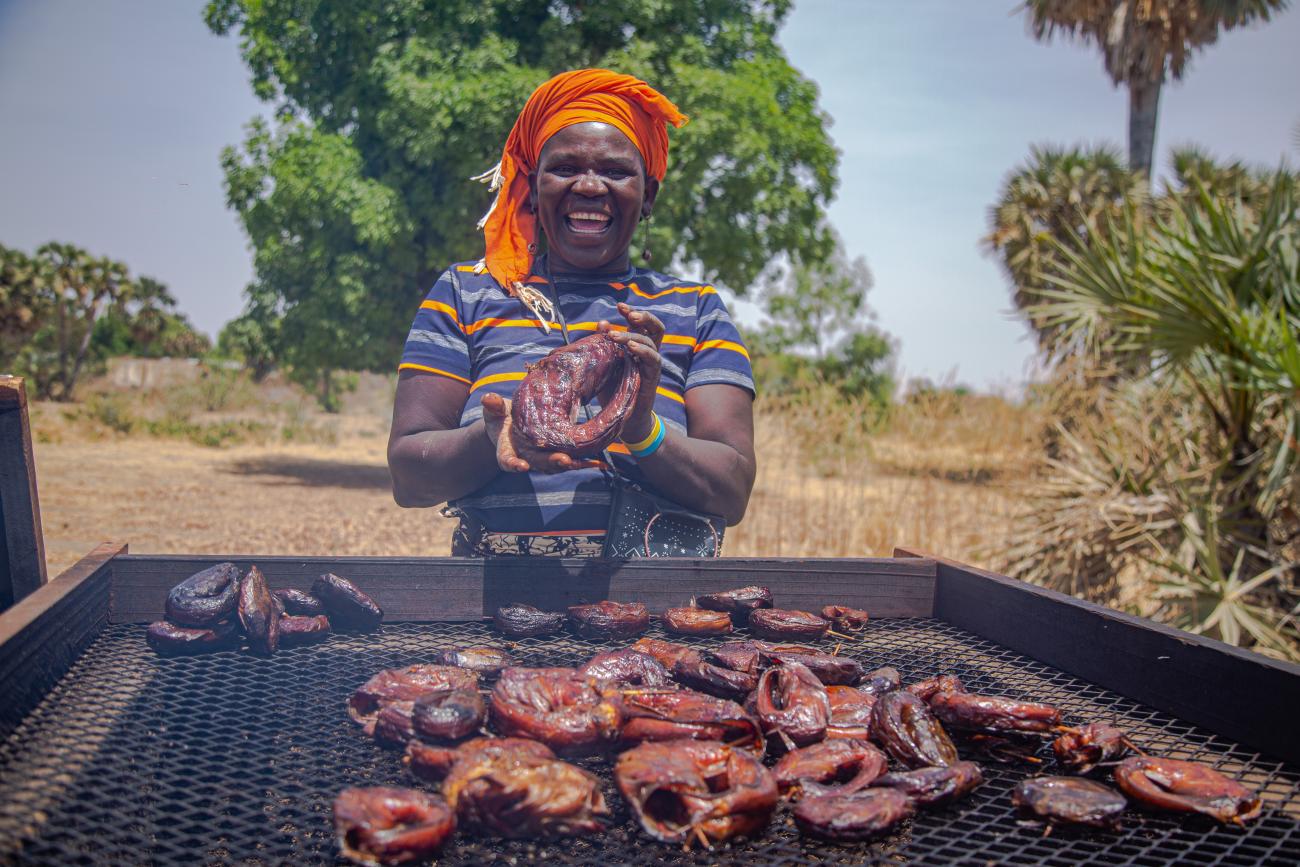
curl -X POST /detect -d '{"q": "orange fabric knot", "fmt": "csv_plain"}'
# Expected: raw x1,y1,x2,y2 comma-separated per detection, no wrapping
475,68,687,304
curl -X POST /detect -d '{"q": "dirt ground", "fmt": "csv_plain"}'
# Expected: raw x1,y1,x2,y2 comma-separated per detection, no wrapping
28,387,1019,577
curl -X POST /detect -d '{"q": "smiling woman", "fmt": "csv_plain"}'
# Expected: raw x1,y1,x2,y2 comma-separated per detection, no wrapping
386,69,757,557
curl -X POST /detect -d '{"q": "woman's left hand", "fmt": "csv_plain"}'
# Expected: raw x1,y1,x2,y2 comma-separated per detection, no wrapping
600,301,663,444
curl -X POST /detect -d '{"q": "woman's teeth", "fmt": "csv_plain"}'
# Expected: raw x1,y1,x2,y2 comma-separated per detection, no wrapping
566,211,610,234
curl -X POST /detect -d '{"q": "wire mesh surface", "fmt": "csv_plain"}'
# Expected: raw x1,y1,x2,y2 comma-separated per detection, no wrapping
0,618,1297,866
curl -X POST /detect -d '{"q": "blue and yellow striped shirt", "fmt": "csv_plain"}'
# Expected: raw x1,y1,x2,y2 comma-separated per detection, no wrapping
398,260,755,533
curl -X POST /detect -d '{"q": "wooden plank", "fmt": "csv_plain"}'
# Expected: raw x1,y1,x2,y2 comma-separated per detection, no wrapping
0,376,48,611
896,547,1300,765
0,542,125,740
109,555,937,622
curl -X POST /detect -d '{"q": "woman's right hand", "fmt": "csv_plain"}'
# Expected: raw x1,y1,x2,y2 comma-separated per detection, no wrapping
481,392,592,474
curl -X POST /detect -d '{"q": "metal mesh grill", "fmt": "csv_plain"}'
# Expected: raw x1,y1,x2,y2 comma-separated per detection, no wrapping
0,618,1297,866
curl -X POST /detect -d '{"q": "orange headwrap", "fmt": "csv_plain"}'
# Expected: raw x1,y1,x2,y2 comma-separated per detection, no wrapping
472,69,687,326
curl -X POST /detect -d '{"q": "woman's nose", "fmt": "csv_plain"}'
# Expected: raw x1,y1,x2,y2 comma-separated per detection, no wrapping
573,170,606,196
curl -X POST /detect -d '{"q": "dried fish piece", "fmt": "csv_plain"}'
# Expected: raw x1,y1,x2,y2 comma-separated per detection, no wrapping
579,648,672,687
1114,756,1261,825
694,585,774,623
873,761,983,806
906,674,965,702
443,738,609,837
617,689,764,753
793,788,914,842
489,667,621,755
431,647,515,676
753,660,831,749
567,601,650,640
821,605,870,632
165,562,242,626
406,736,553,784
748,608,829,641
870,689,959,768
827,685,877,727
333,786,455,865
411,688,486,742
662,606,733,636
929,691,1061,735
630,637,695,670
146,620,240,656
616,740,778,847
273,588,327,616
1052,723,1137,774
773,738,888,799
858,666,901,695
494,603,565,638
279,614,331,647
348,665,479,734
313,573,383,631
238,565,279,655
672,651,758,700
1013,776,1126,830
760,646,864,687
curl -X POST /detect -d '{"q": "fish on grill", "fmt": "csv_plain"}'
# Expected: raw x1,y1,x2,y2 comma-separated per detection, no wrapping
825,685,877,740
349,665,479,735
870,689,959,768
616,740,778,848
906,674,965,702
630,637,695,670
567,601,650,640
578,648,672,687
858,666,901,695
693,585,773,623
616,689,765,754
510,332,641,457
431,647,515,676
873,761,984,806
273,588,327,617
793,788,914,842
1113,756,1262,825
278,614,331,647
1012,776,1127,830
752,660,831,750
1053,723,1137,774
821,605,870,632
662,606,733,636
411,688,486,742
671,651,758,700
406,736,554,784
929,690,1062,735
760,646,864,687
489,667,621,755
145,620,240,656
442,736,609,838
748,608,830,641
494,603,565,638
773,738,889,799
238,565,279,655
313,573,383,632
164,562,242,626
333,786,456,865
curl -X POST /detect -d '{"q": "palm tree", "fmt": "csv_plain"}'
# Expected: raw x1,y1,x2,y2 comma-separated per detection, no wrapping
984,144,1146,349
1021,1,1289,179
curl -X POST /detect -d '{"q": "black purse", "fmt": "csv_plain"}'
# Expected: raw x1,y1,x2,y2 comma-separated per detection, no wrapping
601,477,724,558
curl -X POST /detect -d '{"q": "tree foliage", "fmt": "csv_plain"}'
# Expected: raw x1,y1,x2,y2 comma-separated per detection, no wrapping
1020,0,1288,176
205,0,839,399
0,242,202,399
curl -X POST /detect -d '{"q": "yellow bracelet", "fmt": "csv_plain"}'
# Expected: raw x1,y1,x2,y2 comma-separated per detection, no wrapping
622,412,662,453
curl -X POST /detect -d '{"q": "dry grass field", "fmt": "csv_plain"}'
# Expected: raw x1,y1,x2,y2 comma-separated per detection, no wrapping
28,372,1037,576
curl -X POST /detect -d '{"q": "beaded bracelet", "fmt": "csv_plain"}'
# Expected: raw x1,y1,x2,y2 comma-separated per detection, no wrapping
624,412,666,459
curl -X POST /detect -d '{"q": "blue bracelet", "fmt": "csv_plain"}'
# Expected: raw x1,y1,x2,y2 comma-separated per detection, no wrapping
628,415,666,459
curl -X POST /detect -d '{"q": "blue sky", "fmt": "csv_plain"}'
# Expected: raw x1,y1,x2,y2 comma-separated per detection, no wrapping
2,1,1297,390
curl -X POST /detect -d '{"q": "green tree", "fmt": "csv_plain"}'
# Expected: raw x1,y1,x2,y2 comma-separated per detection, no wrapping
1021,0,1289,178
215,312,279,381
91,277,212,359
205,0,839,404
0,244,50,366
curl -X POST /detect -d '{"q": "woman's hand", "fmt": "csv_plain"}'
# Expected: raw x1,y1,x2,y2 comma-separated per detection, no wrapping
600,301,663,444
481,392,594,474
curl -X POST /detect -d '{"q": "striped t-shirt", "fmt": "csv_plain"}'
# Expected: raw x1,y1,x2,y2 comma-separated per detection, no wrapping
398,259,755,534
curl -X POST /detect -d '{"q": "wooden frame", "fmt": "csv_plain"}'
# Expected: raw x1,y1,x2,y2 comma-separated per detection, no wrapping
0,377,48,611
1,547,1298,763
